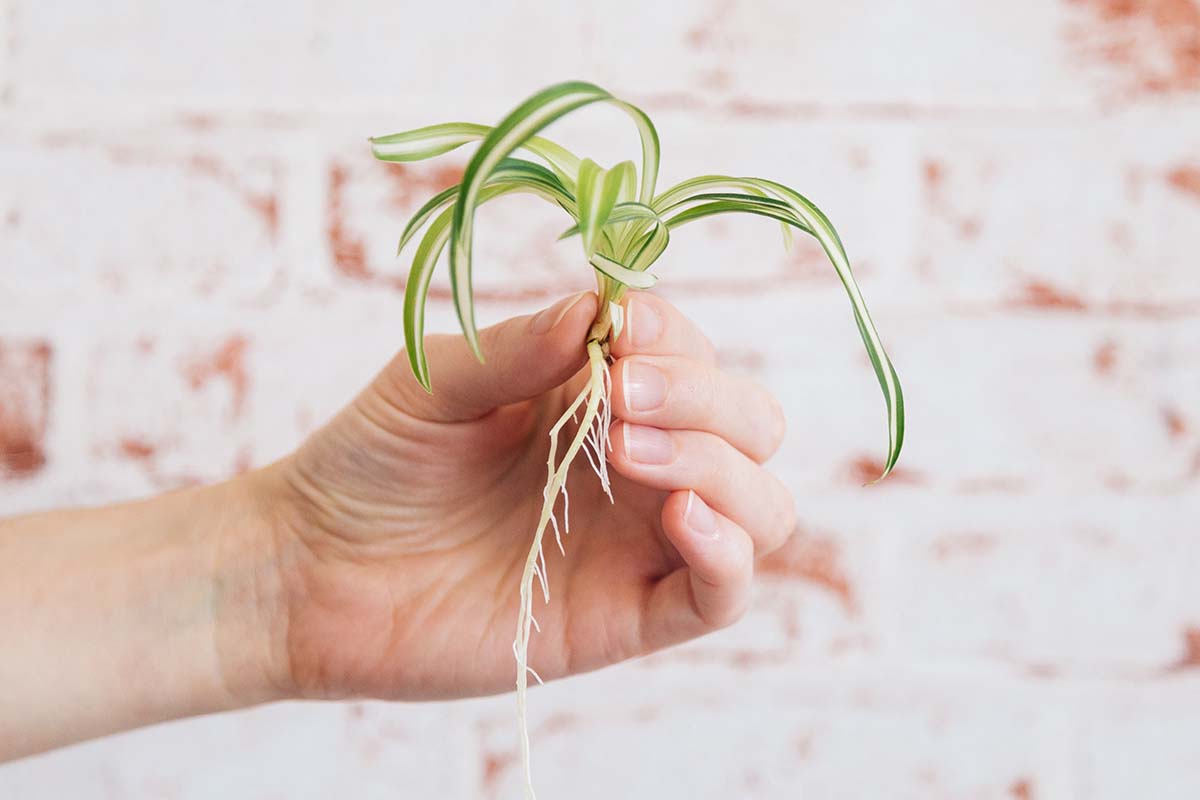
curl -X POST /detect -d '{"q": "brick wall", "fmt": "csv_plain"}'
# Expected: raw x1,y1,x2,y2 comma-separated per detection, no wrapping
2,1,1198,797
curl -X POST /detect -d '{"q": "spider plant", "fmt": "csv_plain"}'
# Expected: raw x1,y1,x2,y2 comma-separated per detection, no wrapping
370,80,904,798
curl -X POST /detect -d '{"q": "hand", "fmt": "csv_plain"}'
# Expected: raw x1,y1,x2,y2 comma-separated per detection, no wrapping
248,290,795,701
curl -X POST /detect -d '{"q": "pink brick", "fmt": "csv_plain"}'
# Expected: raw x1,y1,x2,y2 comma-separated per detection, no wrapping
0,339,52,479
1063,0,1200,99
912,121,1200,309
81,331,259,490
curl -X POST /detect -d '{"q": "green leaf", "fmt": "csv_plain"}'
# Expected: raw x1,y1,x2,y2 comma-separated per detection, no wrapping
448,81,660,361
629,220,670,273
654,175,779,211
655,175,798,246
396,158,572,255
575,160,635,257
403,179,579,390
402,207,455,390
665,183,905,479
664,199,808,230
589,253,658,289
661,192,814,235
610,100,660,203
557,201,660,241
370,122,489,162
395,185,458,256
753,178,903,479
370,122,583,189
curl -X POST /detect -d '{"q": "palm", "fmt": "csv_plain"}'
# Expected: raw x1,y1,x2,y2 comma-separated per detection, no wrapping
279,367,674,701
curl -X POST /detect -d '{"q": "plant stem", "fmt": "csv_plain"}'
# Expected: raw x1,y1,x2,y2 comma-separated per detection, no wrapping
586,302,615,352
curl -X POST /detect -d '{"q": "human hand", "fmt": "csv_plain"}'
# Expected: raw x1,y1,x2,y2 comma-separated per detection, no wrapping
244,290,795,701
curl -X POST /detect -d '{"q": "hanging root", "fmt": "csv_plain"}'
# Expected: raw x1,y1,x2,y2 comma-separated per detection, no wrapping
514,337,612,799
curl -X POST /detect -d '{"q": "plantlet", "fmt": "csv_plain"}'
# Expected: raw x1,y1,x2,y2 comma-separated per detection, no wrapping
370,80,904,798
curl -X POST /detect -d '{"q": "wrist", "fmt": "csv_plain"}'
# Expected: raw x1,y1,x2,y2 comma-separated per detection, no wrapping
207,466,299,707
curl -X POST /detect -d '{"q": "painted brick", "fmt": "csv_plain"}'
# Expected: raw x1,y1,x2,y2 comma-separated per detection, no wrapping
0,339,51,480
0,134,283,304
659,289,1200,495
1075,679,1200,799
77,329,260,492
911,116,1200,310
322,150,593,301
873,491,1200,674
475,666,1071,799
0,701,477,799
12,1,1177,113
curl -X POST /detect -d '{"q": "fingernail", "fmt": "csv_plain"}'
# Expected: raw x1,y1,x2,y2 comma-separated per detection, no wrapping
531,292,588,335
684,490,718,539
623,361,667,412
626,298,662,348
623,424,674,465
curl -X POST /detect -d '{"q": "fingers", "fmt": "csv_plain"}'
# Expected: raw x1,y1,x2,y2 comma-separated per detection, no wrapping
609,421,796,558
380,291,598,422
610,354,786,463
640,490,755,648
609,291,717,365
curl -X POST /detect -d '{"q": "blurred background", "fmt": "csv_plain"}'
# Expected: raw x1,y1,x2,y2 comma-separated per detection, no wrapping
2,1,1198,797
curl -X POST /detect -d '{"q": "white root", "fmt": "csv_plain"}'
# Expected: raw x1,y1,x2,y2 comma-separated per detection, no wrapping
514,339,611,800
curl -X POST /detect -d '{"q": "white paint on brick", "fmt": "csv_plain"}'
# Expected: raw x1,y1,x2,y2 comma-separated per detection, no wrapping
2,2,1198,797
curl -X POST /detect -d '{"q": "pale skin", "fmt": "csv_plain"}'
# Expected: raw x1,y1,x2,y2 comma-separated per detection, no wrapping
0,290,795,762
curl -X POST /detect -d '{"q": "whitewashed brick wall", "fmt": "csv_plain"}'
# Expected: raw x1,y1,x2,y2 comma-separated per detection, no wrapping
2,1,1198,797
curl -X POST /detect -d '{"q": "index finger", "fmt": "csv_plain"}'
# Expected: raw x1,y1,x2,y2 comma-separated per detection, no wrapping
609,291,718,365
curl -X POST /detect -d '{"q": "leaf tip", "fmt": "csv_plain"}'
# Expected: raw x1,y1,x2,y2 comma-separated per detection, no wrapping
863,456,898,487
465,331,486,365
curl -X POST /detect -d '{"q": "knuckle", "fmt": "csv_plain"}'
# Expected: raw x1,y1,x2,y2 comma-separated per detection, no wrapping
697,365,723,417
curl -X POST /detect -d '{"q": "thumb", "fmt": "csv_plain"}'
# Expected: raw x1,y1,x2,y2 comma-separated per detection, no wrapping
383,291,599,422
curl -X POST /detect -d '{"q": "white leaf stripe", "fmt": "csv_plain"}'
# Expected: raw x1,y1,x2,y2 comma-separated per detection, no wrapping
576,159,603,254
576,160,635,256
396,159,571,255
370,123,487,161
589,253,658,289
371,122,584,189
557,201,661,241
612,101,660,203
630,221,669,273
